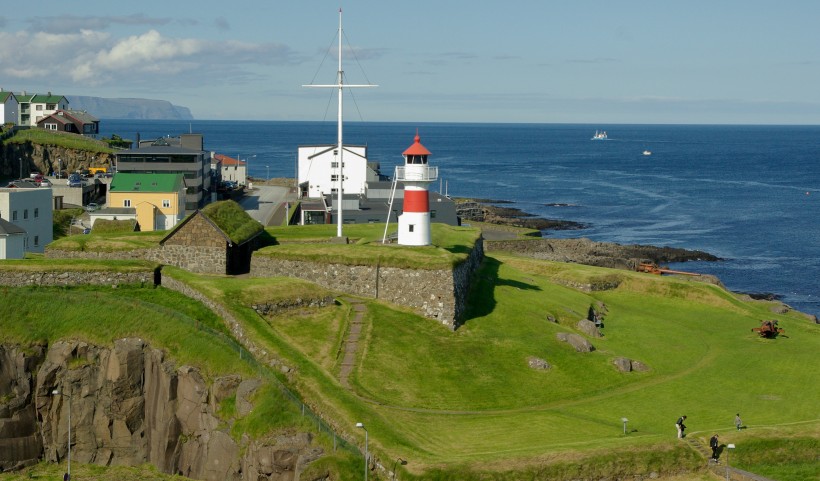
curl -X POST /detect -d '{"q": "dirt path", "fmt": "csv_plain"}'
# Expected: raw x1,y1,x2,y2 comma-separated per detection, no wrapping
339,298,366,389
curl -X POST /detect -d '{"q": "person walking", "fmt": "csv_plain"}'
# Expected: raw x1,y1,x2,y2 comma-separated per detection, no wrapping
735,413,742,431
676,415,687,439
710,434,720,461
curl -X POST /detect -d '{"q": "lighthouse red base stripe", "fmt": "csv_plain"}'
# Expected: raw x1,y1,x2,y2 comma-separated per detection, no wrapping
403,189,429,213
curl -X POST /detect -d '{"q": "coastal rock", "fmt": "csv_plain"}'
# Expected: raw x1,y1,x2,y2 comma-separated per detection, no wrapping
613,357,650,373
527,357,551,370
613,357,632,372
556,333,595,352
485,237,720,273
577,319,603,338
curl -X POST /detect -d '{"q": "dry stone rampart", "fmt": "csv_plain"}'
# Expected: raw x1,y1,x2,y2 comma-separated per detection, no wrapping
250,239,484,329
0,269,155,287
45,245,227,275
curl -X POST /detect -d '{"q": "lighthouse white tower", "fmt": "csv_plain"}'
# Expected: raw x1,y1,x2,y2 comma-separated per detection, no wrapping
397,132,438,246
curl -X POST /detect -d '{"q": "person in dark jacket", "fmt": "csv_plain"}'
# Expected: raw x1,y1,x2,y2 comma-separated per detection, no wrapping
676,415,687,438
710,434,720,460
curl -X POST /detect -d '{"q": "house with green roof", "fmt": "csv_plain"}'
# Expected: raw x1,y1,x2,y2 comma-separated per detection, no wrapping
103,173,187,231
14,91,69,126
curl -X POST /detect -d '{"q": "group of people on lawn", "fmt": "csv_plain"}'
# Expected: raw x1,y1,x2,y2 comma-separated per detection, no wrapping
676,413,743,462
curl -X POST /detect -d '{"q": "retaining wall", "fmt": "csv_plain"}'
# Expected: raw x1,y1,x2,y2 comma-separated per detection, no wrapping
0,269,156,287
250,239,484,329
45,245,226,275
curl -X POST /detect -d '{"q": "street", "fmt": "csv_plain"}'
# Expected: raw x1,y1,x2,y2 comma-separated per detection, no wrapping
237,185,292,226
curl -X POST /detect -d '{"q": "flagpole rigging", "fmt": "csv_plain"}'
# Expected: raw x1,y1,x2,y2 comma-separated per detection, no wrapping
303,9,377,237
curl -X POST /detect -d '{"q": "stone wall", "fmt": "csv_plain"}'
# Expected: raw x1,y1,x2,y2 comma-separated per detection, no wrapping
250,239,484,329
159,275,292,375
0,268,156,287
163,213,226,248
45,244,227,275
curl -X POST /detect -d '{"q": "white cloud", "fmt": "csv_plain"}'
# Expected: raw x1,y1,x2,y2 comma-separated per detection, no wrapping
0,27,301,88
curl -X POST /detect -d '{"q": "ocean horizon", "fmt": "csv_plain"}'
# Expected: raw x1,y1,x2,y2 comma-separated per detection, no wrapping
100,120,820,318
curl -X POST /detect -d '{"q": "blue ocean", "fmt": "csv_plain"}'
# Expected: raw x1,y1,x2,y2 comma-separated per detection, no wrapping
100,120,820,318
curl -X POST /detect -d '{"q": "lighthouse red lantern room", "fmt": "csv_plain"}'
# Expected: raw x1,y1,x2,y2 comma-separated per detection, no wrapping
398,131,438,246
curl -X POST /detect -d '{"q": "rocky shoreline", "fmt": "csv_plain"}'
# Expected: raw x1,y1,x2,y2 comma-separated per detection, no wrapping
458,197,721,267
459,199,811,308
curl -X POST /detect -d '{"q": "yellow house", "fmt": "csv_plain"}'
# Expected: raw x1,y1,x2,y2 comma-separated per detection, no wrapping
108,173,187,231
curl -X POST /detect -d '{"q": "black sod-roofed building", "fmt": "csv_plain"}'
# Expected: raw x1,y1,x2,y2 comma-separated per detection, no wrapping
159,200,263,275
115,134,214,212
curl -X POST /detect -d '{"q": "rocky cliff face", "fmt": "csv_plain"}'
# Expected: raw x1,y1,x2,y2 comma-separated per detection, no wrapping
1,142,114,178
0,340,324,480
66,96,194,120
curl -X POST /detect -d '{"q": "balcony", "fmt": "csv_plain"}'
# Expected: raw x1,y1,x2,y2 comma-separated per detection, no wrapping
396,165,438,182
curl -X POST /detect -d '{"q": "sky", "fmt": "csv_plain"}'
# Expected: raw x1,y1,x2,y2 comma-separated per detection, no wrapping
2,1,820,124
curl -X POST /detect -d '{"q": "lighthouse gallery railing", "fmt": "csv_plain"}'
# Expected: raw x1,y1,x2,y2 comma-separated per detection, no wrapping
395,165,438,182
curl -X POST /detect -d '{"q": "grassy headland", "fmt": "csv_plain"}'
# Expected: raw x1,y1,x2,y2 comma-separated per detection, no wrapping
2,224,818,480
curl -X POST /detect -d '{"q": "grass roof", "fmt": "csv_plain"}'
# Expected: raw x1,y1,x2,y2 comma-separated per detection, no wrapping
201,200,263,245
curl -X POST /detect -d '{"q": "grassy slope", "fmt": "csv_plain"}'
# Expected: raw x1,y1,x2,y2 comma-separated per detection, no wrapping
1,232,817,479
259,251,819,478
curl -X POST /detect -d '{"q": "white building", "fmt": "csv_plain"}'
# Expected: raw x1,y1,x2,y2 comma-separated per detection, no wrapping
0,90,18,125
0,187,54,253
0,218,26,259
298,144,379,199
214,153,246,185
15,92,69,127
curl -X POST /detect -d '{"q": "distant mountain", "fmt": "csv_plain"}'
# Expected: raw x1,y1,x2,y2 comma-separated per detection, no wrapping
66,96,194,120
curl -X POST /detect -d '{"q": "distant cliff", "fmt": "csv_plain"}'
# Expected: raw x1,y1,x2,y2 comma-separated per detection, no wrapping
66,96,194,120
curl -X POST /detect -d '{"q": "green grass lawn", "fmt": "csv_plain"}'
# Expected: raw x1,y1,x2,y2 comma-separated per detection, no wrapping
246,253,819,478
1,247,817,480
258,223,482,269
48,230,166,251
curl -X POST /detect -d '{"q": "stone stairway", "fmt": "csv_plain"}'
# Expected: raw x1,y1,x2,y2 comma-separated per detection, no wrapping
684,436,776,481
339,298,366,389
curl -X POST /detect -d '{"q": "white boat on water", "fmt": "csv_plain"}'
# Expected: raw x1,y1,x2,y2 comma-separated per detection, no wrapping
643,150,652,156
591,130,608,140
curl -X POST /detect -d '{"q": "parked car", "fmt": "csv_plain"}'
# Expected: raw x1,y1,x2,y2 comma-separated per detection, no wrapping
38,178,53,187
85,203,99,212
67,173,82,187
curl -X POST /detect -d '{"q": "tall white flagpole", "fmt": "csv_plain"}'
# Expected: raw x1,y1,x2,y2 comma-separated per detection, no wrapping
303,9,377,237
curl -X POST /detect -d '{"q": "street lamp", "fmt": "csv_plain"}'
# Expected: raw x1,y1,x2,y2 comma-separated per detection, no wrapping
57,158,62,179
392,457,407,481
52,389,72,481
621,417,629,435
356,422,368,481
266,165,270,181
726,444,735,481
240,154,256,185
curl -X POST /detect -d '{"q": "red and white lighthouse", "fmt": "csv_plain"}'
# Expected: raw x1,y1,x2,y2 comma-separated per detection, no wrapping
398,131,438,246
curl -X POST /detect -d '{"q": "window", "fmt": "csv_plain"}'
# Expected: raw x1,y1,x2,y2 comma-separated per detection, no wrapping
123,199,131,207
12,210,17,221
431,210,437,219
162,199,171,208
45,123,57,130
23,209,28,219
36,105,43,111
34,208,39,218
331,161,338,168
409,224,415,232
331,174,339,182
34,236,39,247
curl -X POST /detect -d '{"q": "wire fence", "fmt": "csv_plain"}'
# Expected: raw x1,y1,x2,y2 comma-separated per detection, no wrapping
194,319,362,457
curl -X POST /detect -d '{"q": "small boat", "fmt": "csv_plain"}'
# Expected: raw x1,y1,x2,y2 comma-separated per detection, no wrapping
591,130,608,140
642,150,652,156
